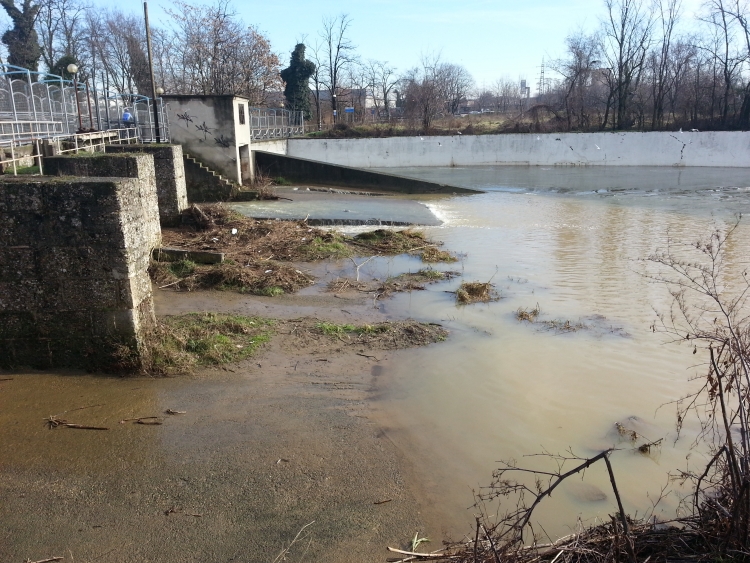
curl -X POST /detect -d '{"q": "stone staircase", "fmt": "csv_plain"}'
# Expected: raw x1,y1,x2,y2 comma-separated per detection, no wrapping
183,153,239,202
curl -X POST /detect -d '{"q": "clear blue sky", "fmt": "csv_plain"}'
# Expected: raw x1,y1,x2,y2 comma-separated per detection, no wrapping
84,0,705,91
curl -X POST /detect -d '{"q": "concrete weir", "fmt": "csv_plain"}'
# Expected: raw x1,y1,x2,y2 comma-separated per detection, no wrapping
0,175,160,371
286,131,750,168
254,151,479,194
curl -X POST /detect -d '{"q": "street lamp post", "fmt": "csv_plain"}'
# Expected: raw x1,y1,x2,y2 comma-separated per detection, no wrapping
143,2,162,142
67,63,83,132
332,93,337,124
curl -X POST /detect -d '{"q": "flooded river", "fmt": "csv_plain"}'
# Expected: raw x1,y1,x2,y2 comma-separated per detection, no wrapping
358,165,750,540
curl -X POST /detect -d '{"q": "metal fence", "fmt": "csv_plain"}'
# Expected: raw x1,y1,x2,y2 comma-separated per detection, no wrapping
0,63,170,175
0,64,169,145
249,108,304,140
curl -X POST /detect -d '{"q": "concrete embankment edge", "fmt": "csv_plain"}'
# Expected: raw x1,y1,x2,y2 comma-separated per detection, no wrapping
254,151,480,194
285,131,750,168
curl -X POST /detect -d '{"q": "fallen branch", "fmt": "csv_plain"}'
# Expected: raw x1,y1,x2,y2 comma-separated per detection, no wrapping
119,416,164,425
356,352,379,360
387,546,456,559
45,416,108,430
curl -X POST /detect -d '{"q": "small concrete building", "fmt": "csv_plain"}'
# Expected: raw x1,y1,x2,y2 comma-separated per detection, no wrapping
163,95,253,184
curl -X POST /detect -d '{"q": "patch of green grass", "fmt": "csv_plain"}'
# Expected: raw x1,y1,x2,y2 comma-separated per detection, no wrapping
168,259,196,278
256,285,284,297
417,268,446,280
301,235,353,260
316,321,389,336
272,176,292,186
317,322,357,335
146,313,275,374
14,165,40,175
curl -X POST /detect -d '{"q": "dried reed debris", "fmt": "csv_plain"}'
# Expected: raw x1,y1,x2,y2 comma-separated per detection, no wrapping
456,282,499,304
155,205,459,295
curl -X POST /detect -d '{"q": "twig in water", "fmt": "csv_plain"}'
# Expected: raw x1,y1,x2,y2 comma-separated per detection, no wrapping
349,255,378,282
45,416,108,430
165,409,186,415
374,498,393,505
357,352,379,360
272,520,315,563
25,558,63,563
119,416,164,425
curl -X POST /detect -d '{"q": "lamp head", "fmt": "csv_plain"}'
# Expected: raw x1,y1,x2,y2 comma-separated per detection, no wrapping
156,87,164,96
66,63,78,74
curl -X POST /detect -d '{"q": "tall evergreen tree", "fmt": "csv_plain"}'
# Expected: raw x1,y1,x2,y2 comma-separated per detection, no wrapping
0,0,42,73
280,43,315,119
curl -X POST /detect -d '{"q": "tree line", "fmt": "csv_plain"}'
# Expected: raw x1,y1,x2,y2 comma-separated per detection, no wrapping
475,0,750,131
1,0,749,131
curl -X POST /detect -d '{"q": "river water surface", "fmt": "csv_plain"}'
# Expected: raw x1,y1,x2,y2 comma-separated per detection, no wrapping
360,165,750,540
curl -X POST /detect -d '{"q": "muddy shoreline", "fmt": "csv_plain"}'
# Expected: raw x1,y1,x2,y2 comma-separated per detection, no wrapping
0,286,455,563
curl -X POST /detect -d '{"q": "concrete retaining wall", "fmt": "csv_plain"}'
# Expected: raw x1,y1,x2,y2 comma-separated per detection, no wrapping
0,176,160,371
254,151,479,194
105,144,189,226
287,131,750,168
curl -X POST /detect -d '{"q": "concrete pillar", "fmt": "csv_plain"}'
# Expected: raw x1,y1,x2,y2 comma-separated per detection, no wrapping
0,176,160,371
104,144,189,226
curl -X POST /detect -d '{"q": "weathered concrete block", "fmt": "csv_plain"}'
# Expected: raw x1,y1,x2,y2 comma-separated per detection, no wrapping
105,144,189,226
0,176,159,371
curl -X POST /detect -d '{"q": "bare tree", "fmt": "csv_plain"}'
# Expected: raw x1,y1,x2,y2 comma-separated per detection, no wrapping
698,0,745,126
650,0,682,129
553,31,602,130
320,14,357,122
601,0,656,129
306,38,325,129
438,62,474,115
364,59,398,120
160,0,280,103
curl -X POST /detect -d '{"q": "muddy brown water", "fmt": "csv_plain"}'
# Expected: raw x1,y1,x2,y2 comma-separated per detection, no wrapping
3,165,750,559
355,165,750,540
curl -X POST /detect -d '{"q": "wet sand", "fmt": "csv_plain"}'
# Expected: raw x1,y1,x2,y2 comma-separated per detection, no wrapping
0,289,450,563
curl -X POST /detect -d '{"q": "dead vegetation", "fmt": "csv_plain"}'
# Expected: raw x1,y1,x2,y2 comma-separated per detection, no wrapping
515,304,541,322
154,205,458,295
515,305,588,333
328,269,460,299
456,281,500,304
281,318,448,350
149,259,312,296
419,245,459,263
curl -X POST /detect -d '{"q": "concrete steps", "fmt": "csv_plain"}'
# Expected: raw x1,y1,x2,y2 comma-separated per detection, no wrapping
183,153,239,202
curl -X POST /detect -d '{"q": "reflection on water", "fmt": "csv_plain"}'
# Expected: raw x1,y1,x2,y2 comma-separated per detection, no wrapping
364,166,750,540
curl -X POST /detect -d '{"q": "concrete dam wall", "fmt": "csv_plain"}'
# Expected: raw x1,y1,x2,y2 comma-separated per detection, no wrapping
286,131,750,168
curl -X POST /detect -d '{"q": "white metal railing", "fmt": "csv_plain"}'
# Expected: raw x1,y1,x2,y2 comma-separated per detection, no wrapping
0,127,140,176
0,64,170,144
249,108,304,140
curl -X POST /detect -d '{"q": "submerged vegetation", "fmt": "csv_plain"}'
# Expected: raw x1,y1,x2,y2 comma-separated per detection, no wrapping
456,281,499,304
515,304,587,333
328,268,460,298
